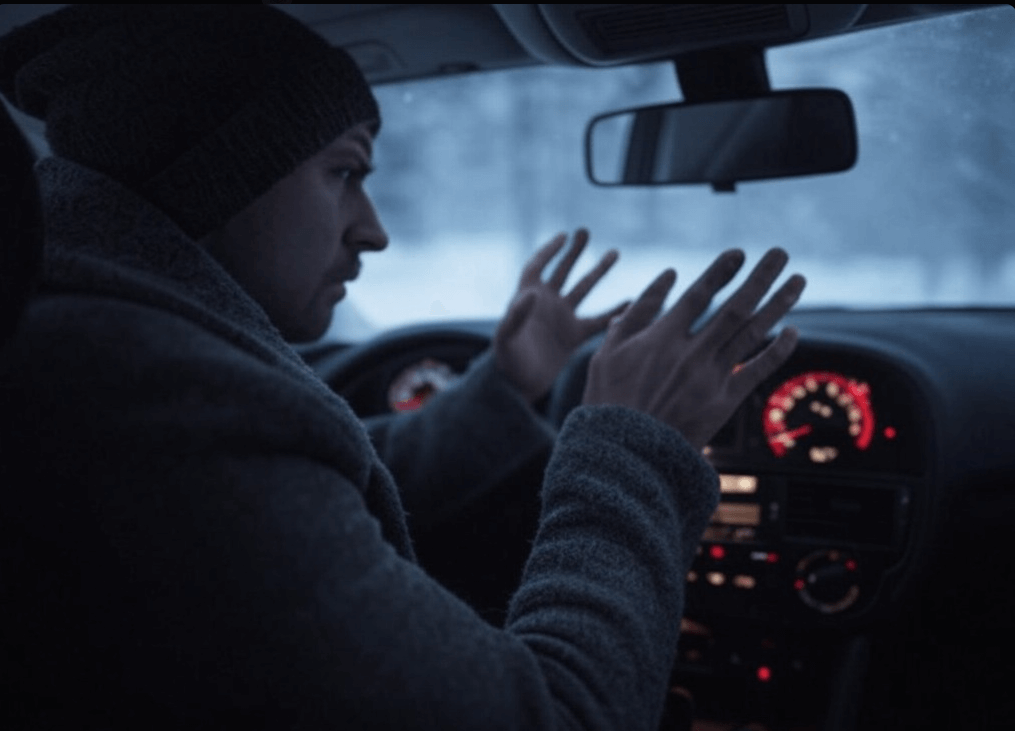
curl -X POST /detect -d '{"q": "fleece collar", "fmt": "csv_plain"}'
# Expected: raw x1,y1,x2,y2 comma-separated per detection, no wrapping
33,156,416,559
35,156,321,386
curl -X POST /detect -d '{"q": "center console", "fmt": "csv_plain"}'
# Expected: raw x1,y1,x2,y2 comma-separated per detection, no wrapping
663,470,915,730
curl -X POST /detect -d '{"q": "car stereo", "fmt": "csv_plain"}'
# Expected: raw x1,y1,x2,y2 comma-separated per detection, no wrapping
685,472,910,622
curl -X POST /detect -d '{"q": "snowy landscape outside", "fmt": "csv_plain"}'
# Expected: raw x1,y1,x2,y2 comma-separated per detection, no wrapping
331,7,1015,340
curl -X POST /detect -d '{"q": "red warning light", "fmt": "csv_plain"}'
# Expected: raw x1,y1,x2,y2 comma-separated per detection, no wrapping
766,552,779,564
757,666,772,682
845,559,858,572
794,578,806,591
709,545,726,560
884,426,897,440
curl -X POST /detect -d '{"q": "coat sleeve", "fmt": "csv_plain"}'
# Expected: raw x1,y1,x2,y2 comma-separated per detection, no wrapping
361,350,557,526
3,298,720,731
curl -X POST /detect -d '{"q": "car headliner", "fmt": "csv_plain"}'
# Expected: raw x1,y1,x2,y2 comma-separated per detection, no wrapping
0,3,1000,165
0,5,1001,87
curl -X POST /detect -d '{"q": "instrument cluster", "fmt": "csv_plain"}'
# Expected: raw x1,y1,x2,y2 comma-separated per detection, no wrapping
706,345,925,476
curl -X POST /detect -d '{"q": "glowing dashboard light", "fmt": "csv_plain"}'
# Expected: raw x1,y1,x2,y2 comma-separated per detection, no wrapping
713,502,761,527
845,559,858,572
884,426,897,439
388,358,457,412
706,572,726,587
709,545,725,560
766,552,779,564
794,578,806,591
809,446,839,464
733,574,756,589
757,666,772,682
719,474,758,494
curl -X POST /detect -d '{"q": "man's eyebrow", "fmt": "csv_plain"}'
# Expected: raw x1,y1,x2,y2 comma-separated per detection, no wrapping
340,129,374,158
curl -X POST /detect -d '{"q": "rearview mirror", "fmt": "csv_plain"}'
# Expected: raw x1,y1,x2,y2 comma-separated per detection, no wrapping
586,90,857,191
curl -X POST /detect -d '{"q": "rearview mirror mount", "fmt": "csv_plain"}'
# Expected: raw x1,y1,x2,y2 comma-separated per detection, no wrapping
586,89,857,192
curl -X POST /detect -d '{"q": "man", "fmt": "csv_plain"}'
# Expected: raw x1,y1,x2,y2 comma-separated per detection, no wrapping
0,5,803,729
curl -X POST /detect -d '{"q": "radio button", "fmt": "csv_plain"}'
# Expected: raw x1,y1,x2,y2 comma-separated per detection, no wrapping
733,574,757,589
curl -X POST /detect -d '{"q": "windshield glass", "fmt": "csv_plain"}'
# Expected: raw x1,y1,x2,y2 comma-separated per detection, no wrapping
331,6,1015,339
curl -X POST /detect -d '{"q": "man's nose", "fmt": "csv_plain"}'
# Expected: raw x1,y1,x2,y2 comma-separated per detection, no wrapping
347,193,389,252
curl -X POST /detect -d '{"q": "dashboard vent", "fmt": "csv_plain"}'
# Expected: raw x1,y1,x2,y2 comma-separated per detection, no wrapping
784,482,902,547
576,4,801,57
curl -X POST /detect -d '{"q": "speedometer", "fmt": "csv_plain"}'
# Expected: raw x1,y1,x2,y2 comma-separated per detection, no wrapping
388,358,457,412
762,371,875,463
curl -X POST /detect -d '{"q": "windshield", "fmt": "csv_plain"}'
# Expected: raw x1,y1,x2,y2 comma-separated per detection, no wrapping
332,6,1015,338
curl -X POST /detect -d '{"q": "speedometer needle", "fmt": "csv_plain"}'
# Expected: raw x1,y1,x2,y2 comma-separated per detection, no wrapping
772,424,813,443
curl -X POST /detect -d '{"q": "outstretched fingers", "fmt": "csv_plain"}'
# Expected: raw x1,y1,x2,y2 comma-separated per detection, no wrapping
547,228,591,291
696,248,790,351
728,326,800,401
661,249,746,336
565,248,619,307
720,273,806,367
520,233,569,287
607,269,677,342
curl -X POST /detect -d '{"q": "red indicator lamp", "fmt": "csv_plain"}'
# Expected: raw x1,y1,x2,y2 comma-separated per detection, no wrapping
394,393,427,412
709,545,726,560
757,666,772,682
794,578,806,591
845,559,858,572
766,552,779,564
884,426,897,439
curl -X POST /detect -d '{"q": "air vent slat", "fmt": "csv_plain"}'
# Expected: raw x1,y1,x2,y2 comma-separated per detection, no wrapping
577,4,796,57
785,483,900,547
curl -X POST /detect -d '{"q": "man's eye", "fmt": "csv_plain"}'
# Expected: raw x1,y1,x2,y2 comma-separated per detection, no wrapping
332,167,371,185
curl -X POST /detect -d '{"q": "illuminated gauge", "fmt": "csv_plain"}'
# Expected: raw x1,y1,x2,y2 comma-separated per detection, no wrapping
763,371,875,461
387,359,458,412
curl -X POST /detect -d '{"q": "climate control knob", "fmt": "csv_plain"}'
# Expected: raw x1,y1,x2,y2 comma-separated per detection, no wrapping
794,550,861,614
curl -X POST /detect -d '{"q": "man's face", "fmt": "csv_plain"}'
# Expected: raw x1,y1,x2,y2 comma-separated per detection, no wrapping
202,122,388,342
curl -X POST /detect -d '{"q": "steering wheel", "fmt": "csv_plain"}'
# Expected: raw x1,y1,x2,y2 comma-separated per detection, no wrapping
311,324,607,425
312,326,493,418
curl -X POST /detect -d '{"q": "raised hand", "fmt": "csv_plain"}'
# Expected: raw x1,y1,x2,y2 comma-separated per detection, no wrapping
494,229,629,404
583,248,806,449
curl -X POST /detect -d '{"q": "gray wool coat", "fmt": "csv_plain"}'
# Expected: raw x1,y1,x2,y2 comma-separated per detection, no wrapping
0,157,719,730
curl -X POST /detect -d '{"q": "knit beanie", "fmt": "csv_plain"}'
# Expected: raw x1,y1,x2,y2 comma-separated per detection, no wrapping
0,4,380,240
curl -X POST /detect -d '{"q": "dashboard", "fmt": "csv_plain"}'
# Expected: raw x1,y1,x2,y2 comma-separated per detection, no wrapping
303,308,1015,724
306,309,1014,617
686,343,926,625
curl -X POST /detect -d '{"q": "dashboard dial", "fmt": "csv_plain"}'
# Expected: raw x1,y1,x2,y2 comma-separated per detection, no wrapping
388,358,457,412
763,371,875,462
794,550,861,614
